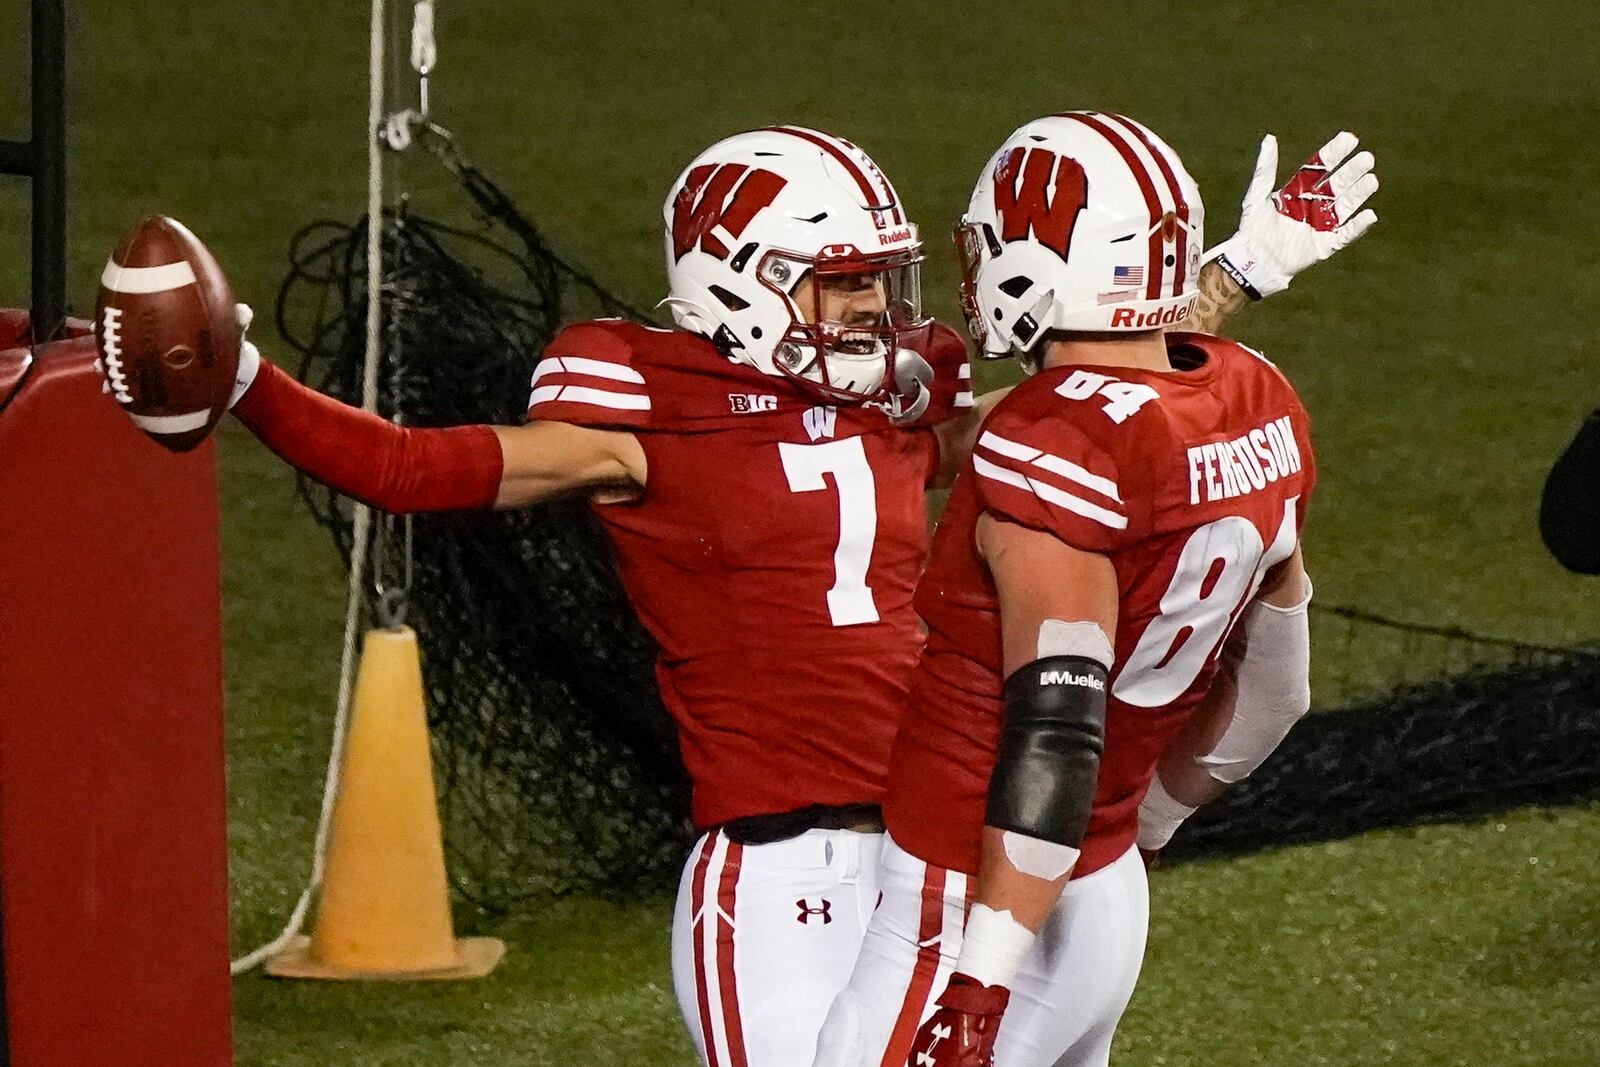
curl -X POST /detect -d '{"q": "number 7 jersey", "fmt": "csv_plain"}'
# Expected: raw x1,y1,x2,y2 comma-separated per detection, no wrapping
885,333,1316,878
528,318,973,830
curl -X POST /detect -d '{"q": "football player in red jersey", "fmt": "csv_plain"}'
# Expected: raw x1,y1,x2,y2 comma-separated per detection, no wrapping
207,121,1373,1067
810,113,1328,1067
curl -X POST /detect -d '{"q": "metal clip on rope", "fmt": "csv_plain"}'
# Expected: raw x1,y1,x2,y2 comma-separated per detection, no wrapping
379,0,437,152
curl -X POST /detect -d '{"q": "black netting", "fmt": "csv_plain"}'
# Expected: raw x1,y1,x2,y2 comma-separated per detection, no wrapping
1166,620,1600,862
275,148,690,911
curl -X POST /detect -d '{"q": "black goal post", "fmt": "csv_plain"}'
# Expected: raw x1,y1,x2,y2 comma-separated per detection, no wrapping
1,0,67,344
0,1,66,1059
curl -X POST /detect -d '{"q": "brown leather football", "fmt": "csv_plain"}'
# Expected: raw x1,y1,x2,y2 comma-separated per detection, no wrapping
94,216,241,452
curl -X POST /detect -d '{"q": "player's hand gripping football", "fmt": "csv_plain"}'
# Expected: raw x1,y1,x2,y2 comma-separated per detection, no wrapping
906,973,1010,1067
1208,132,1379,299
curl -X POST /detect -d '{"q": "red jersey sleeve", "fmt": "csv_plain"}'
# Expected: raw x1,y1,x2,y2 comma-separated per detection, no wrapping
969,387,1145,554
526,322,654,430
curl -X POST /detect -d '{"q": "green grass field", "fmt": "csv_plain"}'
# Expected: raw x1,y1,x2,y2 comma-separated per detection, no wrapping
5,0,1600,1063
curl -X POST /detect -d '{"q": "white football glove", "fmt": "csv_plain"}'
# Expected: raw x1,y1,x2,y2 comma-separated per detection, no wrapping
229,302,261,409
1206,131,1379,300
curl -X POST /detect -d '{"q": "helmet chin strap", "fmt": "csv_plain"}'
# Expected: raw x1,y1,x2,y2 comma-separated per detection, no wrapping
1011,288,1058,375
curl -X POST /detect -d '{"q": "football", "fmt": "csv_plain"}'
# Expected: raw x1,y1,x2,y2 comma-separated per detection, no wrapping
94,216,241,452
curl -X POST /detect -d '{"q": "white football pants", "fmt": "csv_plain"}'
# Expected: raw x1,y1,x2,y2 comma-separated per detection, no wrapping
672,828,886,1067
812,835,1148,1067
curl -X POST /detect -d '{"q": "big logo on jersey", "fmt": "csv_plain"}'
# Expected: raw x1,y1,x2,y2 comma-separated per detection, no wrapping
992,147,1088,263
671,163,788,262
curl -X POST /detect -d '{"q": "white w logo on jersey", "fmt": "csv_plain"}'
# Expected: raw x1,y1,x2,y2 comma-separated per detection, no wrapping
804,405,838,441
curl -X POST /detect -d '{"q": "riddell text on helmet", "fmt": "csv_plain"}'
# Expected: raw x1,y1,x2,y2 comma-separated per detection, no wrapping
1109,297,1196,329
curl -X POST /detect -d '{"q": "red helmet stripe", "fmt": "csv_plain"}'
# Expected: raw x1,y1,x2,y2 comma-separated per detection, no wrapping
1056,112,1165,301
1103,114,1190,298
765,126,905,225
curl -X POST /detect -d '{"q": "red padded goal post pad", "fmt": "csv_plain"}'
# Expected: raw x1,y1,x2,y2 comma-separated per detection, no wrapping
0,322,232,1067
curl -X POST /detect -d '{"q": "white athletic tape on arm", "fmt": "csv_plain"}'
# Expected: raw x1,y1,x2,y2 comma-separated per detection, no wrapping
1001,831,1081,881
1136,773,1197,851
1196,580,1313,784
954,904,1036,990
1037,619,1114,666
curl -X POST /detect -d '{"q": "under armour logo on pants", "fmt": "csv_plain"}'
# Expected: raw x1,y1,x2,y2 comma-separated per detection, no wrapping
796,898,833,925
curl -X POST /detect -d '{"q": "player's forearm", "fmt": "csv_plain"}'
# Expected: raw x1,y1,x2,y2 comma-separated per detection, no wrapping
958,649,1107,985
1177,261,1251,335
1139,572,1312,850
1138,661,1248,851
1152,660,1242,809
973,826,1074,932
946,825,1072,992
232,358,503,513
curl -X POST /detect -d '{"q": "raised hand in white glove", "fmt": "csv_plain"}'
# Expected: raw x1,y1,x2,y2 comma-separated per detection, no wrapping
1206,132,1378,300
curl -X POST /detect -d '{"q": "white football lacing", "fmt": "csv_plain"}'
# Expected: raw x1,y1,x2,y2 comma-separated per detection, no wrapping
100,306,133,404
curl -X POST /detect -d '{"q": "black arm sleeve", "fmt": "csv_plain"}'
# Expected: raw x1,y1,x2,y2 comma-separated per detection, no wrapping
1540,409,1600,575
984,656,1108,847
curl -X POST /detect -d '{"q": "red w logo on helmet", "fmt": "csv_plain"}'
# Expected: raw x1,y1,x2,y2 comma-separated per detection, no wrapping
992,147,1088,263
671,163,788,262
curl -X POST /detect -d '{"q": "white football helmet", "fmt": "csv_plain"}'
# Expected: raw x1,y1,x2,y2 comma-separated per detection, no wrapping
662,126,930,409
956,112,1205,360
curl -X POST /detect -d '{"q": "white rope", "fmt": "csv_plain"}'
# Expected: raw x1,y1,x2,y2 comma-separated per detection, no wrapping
231,0,390,975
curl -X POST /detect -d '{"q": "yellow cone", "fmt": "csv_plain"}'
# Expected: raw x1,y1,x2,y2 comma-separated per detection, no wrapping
266,626,505,981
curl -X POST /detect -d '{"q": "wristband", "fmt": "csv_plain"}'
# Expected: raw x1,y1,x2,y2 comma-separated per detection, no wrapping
1204,236,1279,301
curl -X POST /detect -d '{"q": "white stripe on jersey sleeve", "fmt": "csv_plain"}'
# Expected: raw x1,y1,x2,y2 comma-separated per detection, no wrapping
978,431,1122,503
973,452,1031,491
531,355,648,385
973,454,1128,531
1025,476,1128,530
554,385,652,411
978,430,1040,462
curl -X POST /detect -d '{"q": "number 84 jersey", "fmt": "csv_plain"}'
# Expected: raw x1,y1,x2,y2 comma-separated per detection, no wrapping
885,333,1316,879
